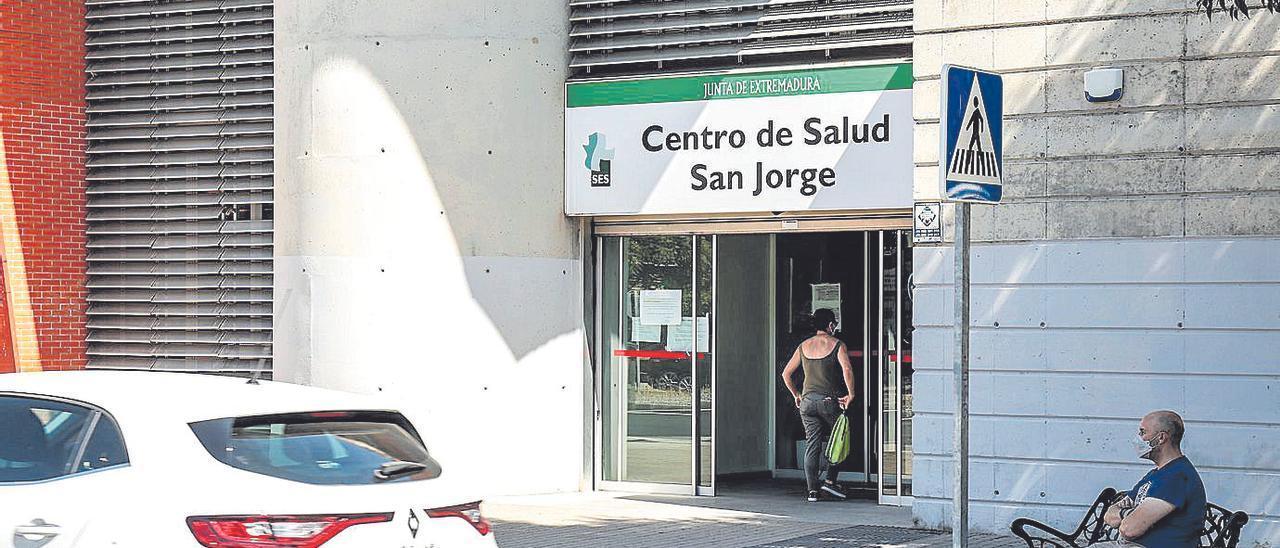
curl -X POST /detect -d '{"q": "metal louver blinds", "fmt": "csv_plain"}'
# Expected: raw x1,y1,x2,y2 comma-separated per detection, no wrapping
84,0,274,374
569,0,913,77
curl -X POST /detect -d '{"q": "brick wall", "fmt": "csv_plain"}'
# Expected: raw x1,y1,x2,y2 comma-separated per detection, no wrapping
0,0,88,372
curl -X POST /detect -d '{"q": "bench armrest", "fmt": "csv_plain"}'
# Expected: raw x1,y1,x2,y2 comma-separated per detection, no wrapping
1010,488,1121,548
1011,517,1083,548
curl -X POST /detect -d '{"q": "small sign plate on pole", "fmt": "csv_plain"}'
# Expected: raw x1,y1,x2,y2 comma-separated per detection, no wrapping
939,65,1003,204
913,202,942,244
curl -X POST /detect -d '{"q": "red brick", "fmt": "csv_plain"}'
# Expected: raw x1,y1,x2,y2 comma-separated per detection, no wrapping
0,0,87,372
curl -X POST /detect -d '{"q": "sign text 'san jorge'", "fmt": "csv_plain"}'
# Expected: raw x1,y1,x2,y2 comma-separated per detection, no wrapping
564,64,914,217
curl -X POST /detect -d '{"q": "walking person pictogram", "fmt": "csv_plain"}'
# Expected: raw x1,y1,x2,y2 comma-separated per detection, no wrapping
964,97,985,153
941,65,1003,203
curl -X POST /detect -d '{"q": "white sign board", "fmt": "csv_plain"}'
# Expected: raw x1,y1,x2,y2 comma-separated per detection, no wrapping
566,64,914,216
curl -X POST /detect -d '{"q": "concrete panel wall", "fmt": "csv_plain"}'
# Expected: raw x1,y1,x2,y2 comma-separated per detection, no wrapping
913,4,1280,241
273,1,584,496
912,3,1280,545
911,240,1280,544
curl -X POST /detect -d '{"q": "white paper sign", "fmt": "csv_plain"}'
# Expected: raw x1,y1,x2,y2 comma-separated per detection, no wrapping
666,318,693,352
665,316,710,353
811,283,842,325
630,320,662,343
639,289,682,326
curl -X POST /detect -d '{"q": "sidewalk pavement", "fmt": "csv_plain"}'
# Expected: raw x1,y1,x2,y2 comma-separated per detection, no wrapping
485,482,1026,548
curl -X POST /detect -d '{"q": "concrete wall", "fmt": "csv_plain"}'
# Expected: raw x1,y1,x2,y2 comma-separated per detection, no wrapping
714,235,773,475
911,2,1280,545
273,1,584,495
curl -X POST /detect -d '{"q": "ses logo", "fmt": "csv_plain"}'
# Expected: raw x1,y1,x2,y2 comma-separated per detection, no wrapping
583,132,615,187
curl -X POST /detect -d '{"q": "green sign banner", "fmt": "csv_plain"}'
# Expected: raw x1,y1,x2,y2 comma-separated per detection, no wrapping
567,63,913,108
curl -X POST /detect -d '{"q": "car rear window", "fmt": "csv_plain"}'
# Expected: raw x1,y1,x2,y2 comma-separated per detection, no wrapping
0,395,129,483
189,411,442,485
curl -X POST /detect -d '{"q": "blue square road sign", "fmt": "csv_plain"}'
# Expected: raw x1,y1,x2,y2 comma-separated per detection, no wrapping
940,65,1003,204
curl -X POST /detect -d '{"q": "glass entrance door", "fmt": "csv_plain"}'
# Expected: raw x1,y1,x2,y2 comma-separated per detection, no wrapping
598,235,714,495
878,230,914,505
770,230,912,505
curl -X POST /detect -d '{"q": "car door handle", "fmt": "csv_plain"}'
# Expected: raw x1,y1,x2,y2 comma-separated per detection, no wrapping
14,522,61,540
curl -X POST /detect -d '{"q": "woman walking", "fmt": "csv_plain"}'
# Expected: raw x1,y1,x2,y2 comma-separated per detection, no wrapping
781,308,856,502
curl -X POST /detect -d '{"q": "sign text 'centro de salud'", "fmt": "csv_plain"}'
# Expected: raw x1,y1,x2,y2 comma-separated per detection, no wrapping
565,64,914,216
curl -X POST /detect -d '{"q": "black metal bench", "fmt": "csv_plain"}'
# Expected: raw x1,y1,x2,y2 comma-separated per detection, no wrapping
1010,487,1249,548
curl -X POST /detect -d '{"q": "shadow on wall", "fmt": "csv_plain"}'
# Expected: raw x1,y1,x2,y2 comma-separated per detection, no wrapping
275,47,582,495
273,0,586,496
280,12,577,366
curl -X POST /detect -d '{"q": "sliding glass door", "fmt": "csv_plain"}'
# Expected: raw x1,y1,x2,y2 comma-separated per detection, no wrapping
878,230,914,505
597,235,714,495
596,230,910,502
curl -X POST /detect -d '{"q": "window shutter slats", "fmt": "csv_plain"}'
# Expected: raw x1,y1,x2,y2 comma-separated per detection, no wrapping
86,0,273,373
568,0,912,77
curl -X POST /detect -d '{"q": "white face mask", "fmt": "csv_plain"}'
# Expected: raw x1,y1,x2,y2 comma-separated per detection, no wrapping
1131,432,1160,460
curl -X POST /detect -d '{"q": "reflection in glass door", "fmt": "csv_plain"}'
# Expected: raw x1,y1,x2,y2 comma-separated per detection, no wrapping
696,236,714,493
598,235,714,495
879,230,914,504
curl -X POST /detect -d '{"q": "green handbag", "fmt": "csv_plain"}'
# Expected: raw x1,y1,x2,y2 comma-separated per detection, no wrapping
826,412,851,464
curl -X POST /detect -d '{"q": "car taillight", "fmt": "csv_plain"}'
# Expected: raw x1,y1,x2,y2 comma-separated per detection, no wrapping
426,501,491,536
187,513,392,547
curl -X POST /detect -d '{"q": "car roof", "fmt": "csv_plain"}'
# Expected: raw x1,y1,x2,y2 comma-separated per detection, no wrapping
0,370,390,422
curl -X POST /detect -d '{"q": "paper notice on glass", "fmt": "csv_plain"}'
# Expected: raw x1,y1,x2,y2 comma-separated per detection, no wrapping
639,289,682,326
665,318,694,352
630,319,662,343
665,316,710,353
811,283,842,324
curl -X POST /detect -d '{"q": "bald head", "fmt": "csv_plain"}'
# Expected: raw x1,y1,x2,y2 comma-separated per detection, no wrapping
1145,410,1185,447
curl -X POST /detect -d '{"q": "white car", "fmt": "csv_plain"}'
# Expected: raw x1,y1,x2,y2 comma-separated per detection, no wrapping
0,371,499,547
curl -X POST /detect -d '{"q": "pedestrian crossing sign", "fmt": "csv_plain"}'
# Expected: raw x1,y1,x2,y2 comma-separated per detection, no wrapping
940,65,1003,204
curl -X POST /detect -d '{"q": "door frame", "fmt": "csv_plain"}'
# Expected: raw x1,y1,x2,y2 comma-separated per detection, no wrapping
769,230,876,487
592,226,914,502
698,235,717,496
877,230,913,507
593,234,717,497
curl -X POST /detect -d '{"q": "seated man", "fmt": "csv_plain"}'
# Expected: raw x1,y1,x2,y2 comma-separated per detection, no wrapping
1098,410,1206,548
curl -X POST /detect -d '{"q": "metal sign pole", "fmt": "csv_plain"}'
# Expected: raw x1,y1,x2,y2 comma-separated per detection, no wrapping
952,202,971,548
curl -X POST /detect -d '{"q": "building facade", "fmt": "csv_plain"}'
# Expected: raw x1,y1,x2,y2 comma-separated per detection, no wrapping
910,2,1280,540
0,0,1276,544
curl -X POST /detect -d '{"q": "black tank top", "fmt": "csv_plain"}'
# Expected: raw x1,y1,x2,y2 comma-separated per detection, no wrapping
800,339,846,397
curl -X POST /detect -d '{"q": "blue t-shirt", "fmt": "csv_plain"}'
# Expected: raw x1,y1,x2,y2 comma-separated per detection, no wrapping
1125,456,1206,548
